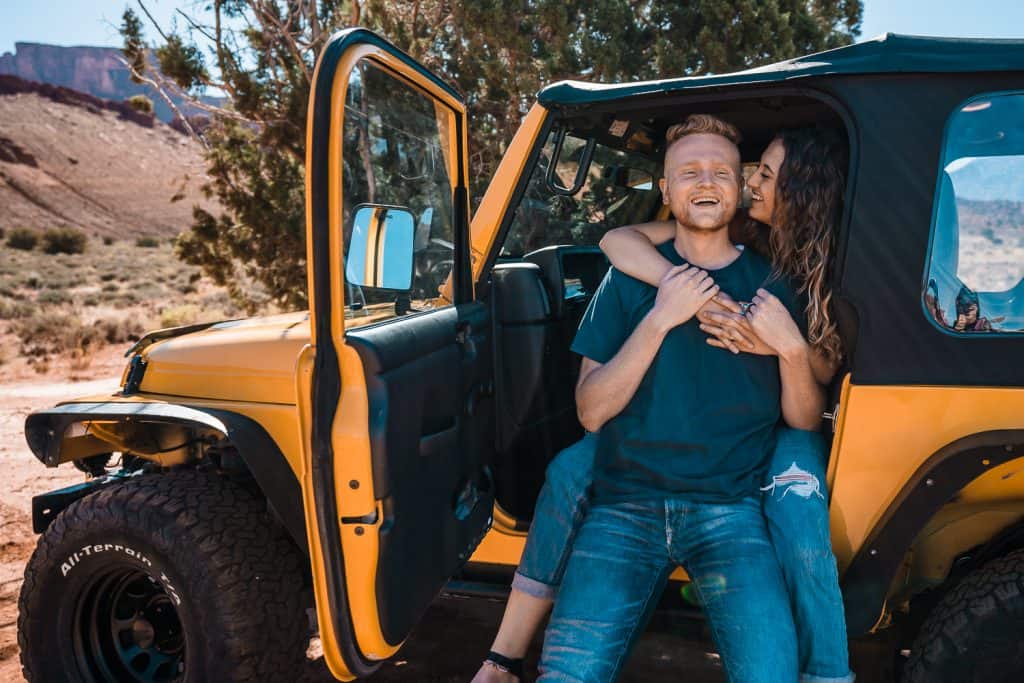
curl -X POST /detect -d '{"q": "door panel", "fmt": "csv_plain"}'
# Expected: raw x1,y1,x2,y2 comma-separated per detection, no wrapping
301,28,492,678
347,302,494,644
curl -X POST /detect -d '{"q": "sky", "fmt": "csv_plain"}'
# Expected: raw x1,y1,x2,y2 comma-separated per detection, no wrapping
3,0,1024,56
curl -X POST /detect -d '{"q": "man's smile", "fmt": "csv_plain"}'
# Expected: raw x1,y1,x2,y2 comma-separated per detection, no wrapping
690,195,721,206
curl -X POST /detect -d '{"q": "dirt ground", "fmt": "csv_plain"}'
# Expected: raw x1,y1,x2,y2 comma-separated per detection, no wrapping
0,347,124,682
0,348,887,683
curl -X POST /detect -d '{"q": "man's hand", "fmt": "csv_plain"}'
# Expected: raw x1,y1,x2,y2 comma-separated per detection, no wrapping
649,265,719,333
745,288,807,359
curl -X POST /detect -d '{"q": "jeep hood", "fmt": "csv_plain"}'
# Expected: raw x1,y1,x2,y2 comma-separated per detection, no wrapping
136,311,311,404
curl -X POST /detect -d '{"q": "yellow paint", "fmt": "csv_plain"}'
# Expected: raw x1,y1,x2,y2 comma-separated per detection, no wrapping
469,104,549,282
294,344,354,680
828,383,1024,575
138,312,311,404
314,41,472,669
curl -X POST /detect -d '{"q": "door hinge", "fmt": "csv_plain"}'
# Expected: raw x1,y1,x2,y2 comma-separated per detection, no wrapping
822,402,840,433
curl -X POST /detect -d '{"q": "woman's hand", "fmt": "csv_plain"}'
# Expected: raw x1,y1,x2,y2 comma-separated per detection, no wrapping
699,310,776,355
744,288,808,359
694,291,772,355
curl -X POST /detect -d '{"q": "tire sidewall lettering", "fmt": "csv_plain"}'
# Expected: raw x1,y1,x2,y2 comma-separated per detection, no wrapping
57,540,183,605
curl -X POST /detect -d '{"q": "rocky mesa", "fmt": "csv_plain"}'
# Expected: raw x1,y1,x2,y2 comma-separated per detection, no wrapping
0,76,215,239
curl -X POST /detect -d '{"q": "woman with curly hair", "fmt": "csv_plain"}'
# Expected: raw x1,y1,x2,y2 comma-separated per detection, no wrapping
473,126,853,683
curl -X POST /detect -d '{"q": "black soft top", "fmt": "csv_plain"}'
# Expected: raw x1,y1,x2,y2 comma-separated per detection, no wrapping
538,33,1024,108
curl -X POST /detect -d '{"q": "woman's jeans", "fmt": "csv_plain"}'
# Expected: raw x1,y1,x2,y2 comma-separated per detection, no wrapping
514,428,854,683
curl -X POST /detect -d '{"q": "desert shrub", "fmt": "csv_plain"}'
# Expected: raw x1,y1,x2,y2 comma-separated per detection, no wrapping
188,271,202,283
100,272,118,282
103,236,115,246
23,272,42,289
83,296,99,306
12,312,101,357
37,289,71,305
94,317,145,344
135,283,164,300
177,283,197,295
0,227,5,239
0,298,33,319
135,236,160,248
41,227,87,255
101,282,119,292
197,291,239,318
112,292,139,308
6,228,38,250
127,94,154,115
160,304,202,328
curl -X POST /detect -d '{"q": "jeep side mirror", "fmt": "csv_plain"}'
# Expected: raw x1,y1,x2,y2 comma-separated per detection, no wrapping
346,205,415,291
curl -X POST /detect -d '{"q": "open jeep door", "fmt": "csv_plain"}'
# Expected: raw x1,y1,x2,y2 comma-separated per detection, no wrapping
298,29,496,679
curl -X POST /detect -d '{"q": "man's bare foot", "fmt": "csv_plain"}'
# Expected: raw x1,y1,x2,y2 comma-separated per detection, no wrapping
469,660,520,683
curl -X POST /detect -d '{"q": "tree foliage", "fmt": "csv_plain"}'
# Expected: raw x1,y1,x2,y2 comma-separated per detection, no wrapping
124,0,861,311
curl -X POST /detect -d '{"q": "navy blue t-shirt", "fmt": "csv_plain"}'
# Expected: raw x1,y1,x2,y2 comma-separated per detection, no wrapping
571,240,804,503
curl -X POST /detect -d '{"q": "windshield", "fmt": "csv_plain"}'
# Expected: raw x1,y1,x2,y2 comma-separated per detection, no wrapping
501,131,663,258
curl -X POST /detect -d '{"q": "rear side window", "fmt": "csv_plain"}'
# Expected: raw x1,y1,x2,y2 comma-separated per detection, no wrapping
925,93,1024,334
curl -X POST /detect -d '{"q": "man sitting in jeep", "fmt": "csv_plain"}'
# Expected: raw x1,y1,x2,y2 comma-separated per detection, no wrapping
536,115,817,681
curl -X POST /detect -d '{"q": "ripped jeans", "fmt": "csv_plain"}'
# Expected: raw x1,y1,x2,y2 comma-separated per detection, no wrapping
516,428,854,683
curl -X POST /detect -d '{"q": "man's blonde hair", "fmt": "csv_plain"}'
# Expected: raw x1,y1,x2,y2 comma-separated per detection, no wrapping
665,114,742,148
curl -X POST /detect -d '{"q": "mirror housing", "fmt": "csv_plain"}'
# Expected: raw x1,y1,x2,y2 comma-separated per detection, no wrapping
346,205,416,291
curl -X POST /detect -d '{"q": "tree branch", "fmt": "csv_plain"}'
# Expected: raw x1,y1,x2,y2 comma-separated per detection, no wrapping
117,55,204,144
135,0,170,42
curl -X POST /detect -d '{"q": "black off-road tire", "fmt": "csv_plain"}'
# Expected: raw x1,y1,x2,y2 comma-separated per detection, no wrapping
902,548,1024,683
18,469,314,682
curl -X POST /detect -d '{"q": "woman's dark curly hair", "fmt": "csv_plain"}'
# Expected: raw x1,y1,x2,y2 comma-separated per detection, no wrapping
769,126,849,364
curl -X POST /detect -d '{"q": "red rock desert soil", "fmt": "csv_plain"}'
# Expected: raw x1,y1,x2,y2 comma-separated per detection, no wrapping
0,349,123,682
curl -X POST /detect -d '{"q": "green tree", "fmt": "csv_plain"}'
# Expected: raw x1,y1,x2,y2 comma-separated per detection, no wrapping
124,0,861,311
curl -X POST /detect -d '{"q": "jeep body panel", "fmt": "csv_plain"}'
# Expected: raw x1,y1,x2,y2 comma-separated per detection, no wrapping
137,311,311,403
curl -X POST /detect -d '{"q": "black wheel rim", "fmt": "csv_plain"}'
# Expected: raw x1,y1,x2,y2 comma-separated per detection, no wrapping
73,566,185,682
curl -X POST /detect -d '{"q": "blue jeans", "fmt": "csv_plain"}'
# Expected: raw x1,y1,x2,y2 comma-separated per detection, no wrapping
515,428,853,683
539,496,796,682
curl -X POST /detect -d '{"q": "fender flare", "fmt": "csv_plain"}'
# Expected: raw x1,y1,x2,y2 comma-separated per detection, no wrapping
841,429,1024,635
24,402,307,555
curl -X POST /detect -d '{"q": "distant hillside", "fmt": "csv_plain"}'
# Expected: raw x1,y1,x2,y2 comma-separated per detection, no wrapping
0,84,216,239
0,42,222,123
947,156,1024,203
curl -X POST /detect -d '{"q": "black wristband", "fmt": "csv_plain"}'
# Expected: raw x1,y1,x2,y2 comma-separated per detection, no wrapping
485,650,524,678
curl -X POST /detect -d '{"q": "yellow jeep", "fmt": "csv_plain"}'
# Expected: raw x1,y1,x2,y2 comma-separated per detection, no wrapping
18,29,1024,682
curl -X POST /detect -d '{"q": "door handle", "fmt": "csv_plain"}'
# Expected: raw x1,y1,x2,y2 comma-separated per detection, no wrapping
455,321,476,359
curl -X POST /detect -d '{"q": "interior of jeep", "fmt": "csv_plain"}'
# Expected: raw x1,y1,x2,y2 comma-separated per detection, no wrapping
486,93,853,523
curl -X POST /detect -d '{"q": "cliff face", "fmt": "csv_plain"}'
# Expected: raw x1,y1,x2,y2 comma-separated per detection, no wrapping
0,43,219,122
0,89,216,238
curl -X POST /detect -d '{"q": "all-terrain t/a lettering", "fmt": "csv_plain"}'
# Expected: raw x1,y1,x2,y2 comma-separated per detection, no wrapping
60,543,153,576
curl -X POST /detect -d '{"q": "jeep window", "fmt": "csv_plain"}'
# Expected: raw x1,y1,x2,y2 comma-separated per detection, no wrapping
342,58,456,326
501,131,663,258
925,92,1024,334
